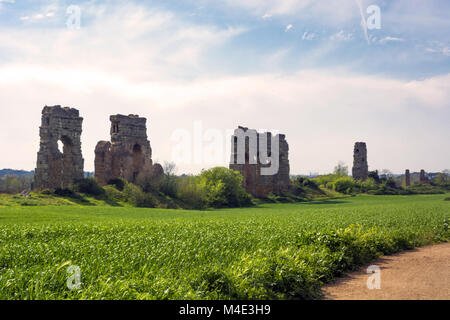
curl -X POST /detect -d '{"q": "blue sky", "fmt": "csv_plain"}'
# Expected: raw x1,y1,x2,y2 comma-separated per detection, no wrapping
0,0,449,174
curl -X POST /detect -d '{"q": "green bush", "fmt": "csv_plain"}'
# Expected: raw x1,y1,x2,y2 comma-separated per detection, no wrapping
54,188,77,197
107,178,126,191
407,184,445,195
104,185,128,203
291,177,324,199
354,178,378,193
312,174,340,188
123,183,158,208
74,178,105,196
333,177,355,194
177,176,206,209
199,167,252,208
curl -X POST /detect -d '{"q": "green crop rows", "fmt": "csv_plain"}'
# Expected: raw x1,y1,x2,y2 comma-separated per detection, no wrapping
0,194,448,300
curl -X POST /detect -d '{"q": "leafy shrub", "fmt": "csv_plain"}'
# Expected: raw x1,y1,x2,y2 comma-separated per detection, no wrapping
199,167,252,208
445,197,450,201
298,177,320,189
107,178,126,191
177,176,206,209
407,184,445,195
312,174,340,188
385,178,398,188
123,183,158,208
357,178,378,193
40,189,53,195
74,178,105,196
291,177,324,199
54,188,77,197
104,185,128,203
333,177,355,194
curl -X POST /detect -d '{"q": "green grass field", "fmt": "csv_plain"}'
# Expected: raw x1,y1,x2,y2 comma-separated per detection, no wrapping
0,194,448,300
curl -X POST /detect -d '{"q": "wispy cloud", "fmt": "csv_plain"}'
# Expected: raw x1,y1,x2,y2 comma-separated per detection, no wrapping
379,36,405,44
330,30,353,41
301,31,315,41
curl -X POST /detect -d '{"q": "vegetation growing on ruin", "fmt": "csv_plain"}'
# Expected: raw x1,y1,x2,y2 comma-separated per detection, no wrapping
0,194,448,300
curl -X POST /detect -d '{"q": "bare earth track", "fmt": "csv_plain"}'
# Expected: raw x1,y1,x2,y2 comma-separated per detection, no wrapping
322,242,450,300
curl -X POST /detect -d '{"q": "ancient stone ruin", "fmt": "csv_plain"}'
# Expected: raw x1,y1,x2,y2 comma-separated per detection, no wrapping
229,126,290,197
352,142,368,181
405,169,411,187
95,114,163,185
419,169,430,184
34,106,84,190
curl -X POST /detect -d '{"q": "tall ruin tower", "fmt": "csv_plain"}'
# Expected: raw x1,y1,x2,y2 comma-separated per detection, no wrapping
405,169,411,187
352,142,368,181
419,169,429,184
34,106,84,189
229,126,290,197
95,114,162,185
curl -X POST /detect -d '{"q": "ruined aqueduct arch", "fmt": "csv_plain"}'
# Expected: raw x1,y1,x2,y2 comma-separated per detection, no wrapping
34,106,84,190
94,114,163,185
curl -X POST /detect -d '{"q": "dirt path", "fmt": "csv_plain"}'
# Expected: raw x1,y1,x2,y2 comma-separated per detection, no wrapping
322,242,450,300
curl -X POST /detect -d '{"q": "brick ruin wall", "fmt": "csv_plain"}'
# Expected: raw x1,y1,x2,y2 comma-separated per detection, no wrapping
95,114,163,185
34,106,84,189
352,142,368,181
229,126,290,197
405,169,411,187
419,169,430,184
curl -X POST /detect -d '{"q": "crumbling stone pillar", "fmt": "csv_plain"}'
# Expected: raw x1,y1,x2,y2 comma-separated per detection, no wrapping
229,126,290,197
34,106,84,190
405,169,410,187
352,142,368,181
419,169,429,184
95,114,162,185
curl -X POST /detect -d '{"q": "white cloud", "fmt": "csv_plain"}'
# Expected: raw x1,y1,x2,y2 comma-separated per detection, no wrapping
301,31,315,40
1,3,246,82
426,42,450,56
223,0,359,25
0,0,14,10
285,24,293,32
330,30,353,41
379,36,405,44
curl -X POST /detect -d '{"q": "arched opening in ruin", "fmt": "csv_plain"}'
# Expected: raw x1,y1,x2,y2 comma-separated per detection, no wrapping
112,122,119,134
58,135,74,187
132,143,143,181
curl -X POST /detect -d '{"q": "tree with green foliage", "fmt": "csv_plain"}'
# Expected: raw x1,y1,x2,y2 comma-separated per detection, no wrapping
433,171,450,186
333,176,355,194
333,161,348,176
73,178,105,196
199,167,252,208
160,161,178,197
177,175,206,209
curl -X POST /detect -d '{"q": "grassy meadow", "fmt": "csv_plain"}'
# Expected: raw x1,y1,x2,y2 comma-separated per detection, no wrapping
0,194,448,300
